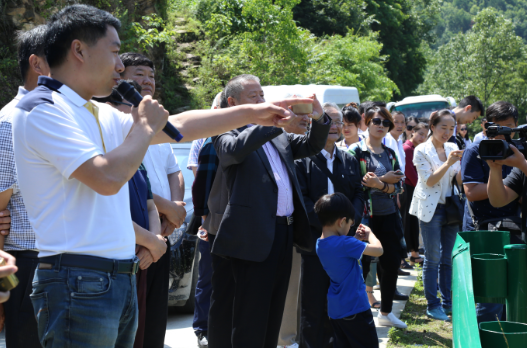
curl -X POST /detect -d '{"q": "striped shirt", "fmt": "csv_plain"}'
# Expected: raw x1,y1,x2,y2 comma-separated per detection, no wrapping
0,87,35,251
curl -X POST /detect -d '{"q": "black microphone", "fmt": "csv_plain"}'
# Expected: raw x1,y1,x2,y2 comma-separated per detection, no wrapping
116,81,183,142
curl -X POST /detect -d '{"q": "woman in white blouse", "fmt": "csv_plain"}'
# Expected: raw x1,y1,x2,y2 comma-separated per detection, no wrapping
409,109,463,322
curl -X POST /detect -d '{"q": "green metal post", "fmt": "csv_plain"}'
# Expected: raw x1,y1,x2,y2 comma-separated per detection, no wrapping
504,244,527,324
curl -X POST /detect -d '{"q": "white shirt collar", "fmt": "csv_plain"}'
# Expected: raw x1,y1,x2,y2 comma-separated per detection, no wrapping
15,86,28,101
321,146,336,160
57,84,89,107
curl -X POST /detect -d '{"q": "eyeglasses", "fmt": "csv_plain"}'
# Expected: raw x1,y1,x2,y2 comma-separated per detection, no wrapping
330,120,344,127
371,118,392,128
460,128,467,131
406,125,414,131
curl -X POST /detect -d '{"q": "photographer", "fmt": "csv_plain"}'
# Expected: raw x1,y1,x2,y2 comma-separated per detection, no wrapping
462,101,522,324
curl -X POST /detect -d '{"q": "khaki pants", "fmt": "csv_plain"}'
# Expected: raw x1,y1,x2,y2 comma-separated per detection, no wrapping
277,249,302,346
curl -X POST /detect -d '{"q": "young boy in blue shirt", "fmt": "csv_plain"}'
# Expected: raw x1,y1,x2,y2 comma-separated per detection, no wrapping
315,193,384,348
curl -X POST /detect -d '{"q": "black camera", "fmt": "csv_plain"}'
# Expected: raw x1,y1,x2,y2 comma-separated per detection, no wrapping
479,123,527,160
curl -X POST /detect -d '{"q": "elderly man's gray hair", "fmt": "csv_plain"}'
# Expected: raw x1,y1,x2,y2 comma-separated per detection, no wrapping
323,102,343,120
224,74,261,101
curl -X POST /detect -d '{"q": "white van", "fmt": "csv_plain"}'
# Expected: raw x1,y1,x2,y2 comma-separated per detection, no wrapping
261,85,360,108
387,95,456,121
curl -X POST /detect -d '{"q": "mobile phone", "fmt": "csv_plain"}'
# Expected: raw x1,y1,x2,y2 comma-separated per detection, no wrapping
292,103,313,114
0,257,18,292
394,170,404,175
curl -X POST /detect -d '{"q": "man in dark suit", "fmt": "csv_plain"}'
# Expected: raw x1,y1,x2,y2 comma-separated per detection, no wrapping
295,102,365,348
212,75,331,348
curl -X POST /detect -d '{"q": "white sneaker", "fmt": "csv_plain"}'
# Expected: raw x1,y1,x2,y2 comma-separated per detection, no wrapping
377,312,407,329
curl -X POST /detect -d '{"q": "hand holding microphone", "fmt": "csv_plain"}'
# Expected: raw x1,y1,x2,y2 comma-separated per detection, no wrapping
116,81,183,142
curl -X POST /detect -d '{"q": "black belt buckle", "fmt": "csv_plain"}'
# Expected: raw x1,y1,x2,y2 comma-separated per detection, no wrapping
131,260,139,274
287,216,294,225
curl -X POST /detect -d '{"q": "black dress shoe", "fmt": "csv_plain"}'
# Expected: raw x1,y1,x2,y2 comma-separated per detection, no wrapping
393,289,409,300
398,268,410,276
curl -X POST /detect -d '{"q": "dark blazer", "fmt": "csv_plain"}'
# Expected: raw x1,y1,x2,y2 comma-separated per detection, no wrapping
295,148,365,255
212,117,330,262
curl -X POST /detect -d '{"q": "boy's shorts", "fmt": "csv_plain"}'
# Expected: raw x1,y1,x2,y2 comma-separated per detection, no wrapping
330,309,379,348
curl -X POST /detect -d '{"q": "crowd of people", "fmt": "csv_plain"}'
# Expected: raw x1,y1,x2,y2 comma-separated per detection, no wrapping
0,3,526,348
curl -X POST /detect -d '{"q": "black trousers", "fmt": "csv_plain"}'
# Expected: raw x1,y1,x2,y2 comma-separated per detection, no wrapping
208,234,235,348
4,251,40,348
143,242,170,348
401,185,420,252
370,213,402,313
230,222,294,348
330,310,379,348
299,254,334,348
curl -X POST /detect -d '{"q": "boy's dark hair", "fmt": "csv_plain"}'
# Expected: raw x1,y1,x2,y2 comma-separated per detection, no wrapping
342,102,361,125
92,80,141,106
314,193,356,227
459,95,484,116
45,5,121,68
219,91,228,109
119,52,155,72
485,101,518,124
17,25,48,82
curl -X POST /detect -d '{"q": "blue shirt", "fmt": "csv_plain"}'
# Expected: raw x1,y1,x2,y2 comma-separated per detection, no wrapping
316,235,369,319
129,164,154,230
461,140,519,230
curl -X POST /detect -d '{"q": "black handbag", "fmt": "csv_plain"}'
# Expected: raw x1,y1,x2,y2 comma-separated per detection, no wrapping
445,176,465,226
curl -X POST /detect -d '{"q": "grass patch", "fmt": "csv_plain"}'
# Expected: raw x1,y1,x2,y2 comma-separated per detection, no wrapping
387,271,453,347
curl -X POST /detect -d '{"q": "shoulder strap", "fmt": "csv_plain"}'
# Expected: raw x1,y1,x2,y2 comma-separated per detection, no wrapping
312,154,347,194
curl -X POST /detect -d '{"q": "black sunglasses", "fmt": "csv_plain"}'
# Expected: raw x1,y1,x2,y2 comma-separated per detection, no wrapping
371,118,392,128
460,127,467,131
406,125,414,131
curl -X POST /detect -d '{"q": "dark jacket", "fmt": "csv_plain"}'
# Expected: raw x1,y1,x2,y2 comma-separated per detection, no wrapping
212,116,331,262
295,148,365,255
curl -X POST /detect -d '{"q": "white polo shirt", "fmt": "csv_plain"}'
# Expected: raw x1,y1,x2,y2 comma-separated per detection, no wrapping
12,76,135,259
143,144,181,200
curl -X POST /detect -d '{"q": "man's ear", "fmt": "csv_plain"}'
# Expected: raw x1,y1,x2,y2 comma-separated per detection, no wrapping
28,54,47,76
464,105,472,113
71,39,87,63
227,96,237,107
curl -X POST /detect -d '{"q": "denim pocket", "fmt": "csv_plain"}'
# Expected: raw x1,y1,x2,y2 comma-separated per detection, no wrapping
68,270,112,298
29,292,49,342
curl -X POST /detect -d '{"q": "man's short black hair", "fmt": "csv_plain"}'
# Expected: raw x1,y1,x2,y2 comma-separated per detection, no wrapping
359,101,384,116
119,52,155,72
314,193,356,227
485,101,518,124
45,4,121,68
17,25,48,82
92,80,142,106
219,91,228,108
459,96,484,116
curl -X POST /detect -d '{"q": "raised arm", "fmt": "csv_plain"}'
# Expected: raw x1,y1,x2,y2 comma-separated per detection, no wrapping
214,126,282,168
153,98,316,144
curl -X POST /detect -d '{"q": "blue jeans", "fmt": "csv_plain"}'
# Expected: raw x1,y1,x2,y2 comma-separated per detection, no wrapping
30,264,138,347
193,238,212,333
419,204,459,310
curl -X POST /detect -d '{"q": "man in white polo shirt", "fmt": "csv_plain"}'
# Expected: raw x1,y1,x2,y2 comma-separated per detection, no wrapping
120,52,186,348
11,5,314,347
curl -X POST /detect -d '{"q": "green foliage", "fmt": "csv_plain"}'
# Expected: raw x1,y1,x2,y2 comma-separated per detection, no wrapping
306,32,399,101
185,0,398,108
122,14,175,53
419,8,527,127
436,0,527,46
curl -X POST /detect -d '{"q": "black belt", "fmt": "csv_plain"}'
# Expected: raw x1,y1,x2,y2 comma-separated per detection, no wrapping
38,254,139,274
276,216,294,226
7,250,39,258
